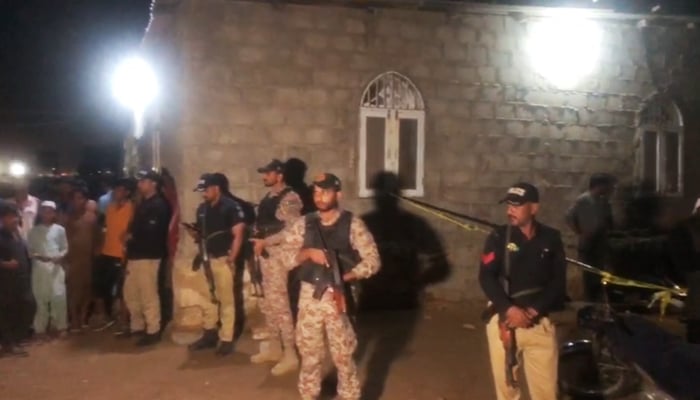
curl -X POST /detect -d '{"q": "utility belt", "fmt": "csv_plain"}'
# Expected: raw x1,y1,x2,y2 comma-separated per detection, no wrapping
298,264,333,287
481,287,544,323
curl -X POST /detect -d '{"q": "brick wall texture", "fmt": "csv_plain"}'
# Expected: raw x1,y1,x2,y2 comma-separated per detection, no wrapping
143,0,700,328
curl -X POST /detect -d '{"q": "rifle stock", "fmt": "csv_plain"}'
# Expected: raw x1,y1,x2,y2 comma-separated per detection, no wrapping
327,249,348,315
500,321,518,387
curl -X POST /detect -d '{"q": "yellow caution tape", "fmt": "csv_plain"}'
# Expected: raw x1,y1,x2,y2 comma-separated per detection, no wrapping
394,195,687,317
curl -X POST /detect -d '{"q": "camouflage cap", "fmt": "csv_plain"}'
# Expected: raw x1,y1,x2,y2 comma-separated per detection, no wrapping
312,173,342,191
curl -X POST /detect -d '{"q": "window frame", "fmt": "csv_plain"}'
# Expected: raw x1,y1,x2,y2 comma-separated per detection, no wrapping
357,72,426,198
637,97,684,196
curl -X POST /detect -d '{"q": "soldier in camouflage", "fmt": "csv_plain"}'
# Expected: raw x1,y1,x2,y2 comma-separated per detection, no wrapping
253,173,380,400
250,159,303,376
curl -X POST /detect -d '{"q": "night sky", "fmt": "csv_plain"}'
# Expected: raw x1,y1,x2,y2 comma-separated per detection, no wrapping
0,0,152,136
1,0,699,140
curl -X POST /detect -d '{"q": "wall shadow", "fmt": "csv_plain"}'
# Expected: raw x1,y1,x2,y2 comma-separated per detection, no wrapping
284,157,315,215
331,171,451,400
606,180,676,304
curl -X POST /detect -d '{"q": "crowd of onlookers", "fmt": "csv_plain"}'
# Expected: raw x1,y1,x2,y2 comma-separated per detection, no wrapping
0,174,175,357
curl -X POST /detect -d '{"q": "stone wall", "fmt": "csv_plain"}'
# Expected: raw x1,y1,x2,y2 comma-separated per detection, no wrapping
143,0,700,328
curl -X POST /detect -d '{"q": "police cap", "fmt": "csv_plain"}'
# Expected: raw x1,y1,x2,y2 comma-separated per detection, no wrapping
499,182,539,205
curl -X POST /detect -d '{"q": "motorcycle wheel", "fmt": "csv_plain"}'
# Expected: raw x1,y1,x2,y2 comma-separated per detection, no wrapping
558,339,641,399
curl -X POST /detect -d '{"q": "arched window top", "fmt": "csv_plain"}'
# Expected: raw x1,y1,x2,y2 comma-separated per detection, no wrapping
638,94,683,132
636,93,684,196
360,71,425,111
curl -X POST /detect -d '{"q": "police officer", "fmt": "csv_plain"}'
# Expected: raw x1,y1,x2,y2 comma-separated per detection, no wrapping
123,170,171,347
249,159,303,376
186,173,246,356
479,183,566,400
253,173,381,400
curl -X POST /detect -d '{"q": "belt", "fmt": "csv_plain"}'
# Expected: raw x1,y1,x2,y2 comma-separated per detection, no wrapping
511,287,542,299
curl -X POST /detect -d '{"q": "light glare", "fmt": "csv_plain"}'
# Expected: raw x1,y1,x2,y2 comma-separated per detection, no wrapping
9,161,27,178
111,56,158,113
527,16,602,89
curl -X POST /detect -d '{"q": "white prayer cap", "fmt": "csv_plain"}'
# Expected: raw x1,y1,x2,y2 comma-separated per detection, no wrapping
40,201,57,210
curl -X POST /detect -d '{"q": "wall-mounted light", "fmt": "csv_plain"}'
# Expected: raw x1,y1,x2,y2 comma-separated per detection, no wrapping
526,15,603,89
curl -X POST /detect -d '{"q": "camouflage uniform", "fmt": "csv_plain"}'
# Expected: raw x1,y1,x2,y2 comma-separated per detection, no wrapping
275,212,380,400
251,189,302,371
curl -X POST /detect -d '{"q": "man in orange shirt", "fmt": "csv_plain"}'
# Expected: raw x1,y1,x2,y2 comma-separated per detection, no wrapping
93,179,134,332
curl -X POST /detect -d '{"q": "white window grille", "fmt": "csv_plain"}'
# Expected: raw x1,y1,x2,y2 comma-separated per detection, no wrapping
358,71,426,198
637,95,684,195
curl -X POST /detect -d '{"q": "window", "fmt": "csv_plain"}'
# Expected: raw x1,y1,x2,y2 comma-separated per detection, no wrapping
637,96,683,195
358,71,426,197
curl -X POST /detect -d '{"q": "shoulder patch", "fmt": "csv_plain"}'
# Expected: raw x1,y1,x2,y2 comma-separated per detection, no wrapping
481,251,495,265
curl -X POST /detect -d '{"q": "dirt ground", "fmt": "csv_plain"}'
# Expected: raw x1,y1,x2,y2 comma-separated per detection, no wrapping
0,302,498,400
0,301,676,400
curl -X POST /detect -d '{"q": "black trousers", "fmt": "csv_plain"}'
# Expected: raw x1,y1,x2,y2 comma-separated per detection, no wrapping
0,285,33,348
93,255,123,317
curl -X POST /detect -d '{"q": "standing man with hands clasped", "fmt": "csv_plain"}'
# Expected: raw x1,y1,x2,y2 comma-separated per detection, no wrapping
185,173,246,356
479,183,567,400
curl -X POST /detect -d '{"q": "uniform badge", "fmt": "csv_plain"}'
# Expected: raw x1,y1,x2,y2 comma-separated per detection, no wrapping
507,242,519,252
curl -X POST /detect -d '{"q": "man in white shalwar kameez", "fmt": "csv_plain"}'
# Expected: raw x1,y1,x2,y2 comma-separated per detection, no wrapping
28,201,69,339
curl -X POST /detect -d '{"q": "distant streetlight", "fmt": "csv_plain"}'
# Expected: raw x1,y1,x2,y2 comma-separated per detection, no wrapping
9,161,27,178
111,56,158,139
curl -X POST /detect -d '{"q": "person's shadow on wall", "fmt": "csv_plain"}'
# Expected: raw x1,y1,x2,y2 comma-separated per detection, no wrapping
323,171,451,400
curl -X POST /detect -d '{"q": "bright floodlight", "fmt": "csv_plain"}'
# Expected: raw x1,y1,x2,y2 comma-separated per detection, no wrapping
111,56,158,114
9,161,27,178
527,15,602,89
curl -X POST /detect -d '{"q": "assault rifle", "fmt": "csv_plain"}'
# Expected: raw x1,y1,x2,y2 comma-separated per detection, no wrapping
184,221,221,305
312,221,356,325
249,229,267,298
502,223,518,388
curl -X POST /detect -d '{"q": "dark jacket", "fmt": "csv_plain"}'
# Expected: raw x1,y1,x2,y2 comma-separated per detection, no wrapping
478,221,567,316
127,194,171,260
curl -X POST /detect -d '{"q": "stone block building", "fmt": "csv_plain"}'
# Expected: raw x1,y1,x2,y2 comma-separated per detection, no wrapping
140,0,700,329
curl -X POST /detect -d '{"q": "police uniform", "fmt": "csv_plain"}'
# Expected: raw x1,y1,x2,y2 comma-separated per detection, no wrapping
272,174,380,400
124,171,172,346
479,183,566,400
188,174,247,355
250,159,303,375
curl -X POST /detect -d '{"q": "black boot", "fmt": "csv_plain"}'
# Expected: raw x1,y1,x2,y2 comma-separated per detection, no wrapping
135,333,160,347
188,329,219,351
215,341,234,356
